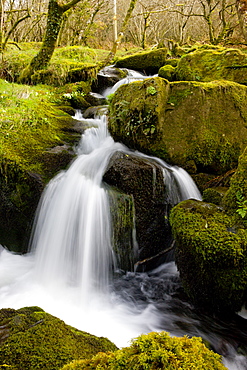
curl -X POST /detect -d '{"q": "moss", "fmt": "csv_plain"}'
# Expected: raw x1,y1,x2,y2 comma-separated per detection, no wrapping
176,47,247,85
114,48,168,74
0,307,117,370
109,77,247,174
158,64,175,81
62,331,226,369
4,45,106,85
202,187,228,206
109,189,136,271
223,147,247,226
170,199,247,313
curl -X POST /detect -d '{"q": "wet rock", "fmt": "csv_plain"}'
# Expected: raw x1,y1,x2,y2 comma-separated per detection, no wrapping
85,92,107,106
103,151,173,262
114,48,168,75
109,76,247,175
92,66,128,94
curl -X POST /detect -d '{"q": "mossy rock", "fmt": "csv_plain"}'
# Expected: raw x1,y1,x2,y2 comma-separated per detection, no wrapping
0,307,117,370
114,48,168,74
61,331,226,370
158,64,175,81
103,151,168,262
203,187,228,206
176,48,247,85
223,146,247,223
109,77,247,174
164,58,180,67
170,199,247,313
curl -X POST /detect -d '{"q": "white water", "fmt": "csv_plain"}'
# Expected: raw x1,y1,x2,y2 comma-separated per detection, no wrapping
0,73,246,369
0,112,200,345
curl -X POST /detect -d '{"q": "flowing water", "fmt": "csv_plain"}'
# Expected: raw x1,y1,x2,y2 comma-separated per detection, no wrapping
0,72,247,369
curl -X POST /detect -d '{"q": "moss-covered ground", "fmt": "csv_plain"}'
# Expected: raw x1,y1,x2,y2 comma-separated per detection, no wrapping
0,79,74,177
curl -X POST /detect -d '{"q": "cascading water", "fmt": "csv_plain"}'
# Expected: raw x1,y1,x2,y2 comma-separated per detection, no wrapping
0,70,246,369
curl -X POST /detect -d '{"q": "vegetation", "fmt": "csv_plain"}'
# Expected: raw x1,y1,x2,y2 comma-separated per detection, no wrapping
109,76,247,174
61,331,227,369
170,199,247,313
0,79,74,176
0,307,117,370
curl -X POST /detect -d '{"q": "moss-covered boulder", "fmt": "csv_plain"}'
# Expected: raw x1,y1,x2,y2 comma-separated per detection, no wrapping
170,199,247,313
108,77,247,174
224,147,247,221
176,48,247,85
114,48,168,74
0,306,117,370
61,331,226,370
158,64,175,81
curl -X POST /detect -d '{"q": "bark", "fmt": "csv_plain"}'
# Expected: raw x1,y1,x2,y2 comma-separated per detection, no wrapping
19,0,83,84
236,0,247,42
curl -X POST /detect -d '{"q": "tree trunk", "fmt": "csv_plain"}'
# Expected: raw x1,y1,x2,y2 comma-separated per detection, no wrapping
236,0,247,42
18,0,83,84
101,0,139,68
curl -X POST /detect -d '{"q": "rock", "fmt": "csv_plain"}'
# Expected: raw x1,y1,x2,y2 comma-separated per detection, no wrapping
158,64,175,81
92,66,128,95
114,48,168,74
176,47,247,85
0,306,117,370
85,92,107,106
83,105,108,118
103,151,173,262
203,187,228,206
170,199,247,313
108,76,247,175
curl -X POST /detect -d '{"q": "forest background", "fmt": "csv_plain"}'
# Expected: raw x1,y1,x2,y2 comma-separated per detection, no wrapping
1,0,247,62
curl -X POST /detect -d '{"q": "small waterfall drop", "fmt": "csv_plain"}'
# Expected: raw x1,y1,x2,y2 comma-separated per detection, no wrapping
30,110,201,300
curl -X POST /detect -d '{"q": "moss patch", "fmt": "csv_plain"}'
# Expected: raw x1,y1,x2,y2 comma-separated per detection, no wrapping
109,77,247,174
170,199,247,313
0,307,117,370
114,48,168,74
62,331,226,369
176,48,247,85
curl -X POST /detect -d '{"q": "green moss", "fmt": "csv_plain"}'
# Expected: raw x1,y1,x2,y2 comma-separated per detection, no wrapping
202,187,227,206
0,79,73,176
114,48,168,73
158,64,175,81
176,48,247,85
223,147,247,226
109,77,247,173
3,45,107,85
170,199,247,312
62,331,226,369
0,307,117,370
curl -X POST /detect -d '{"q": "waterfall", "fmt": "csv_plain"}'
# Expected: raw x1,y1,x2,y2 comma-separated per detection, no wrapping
30,111,201,300
0,69,246,370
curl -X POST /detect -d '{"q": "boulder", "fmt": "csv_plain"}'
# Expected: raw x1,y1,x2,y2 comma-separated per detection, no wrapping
103,151,173,262
170,199,247,313
108,77,247,175
175,48,247,85
0,306,117,370
224,146,247,218
92,66,128,95
114,48,168,74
